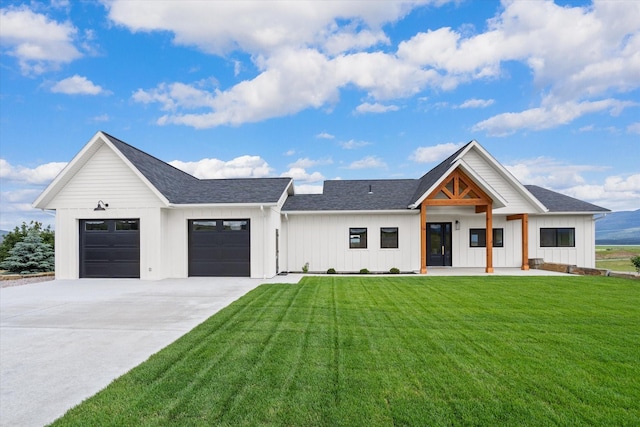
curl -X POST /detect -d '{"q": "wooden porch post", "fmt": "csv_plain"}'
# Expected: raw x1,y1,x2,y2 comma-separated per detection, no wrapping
485,204,494,273
421,202,427,274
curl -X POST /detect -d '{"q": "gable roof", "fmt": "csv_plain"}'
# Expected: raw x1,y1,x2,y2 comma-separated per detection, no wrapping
34,131,293,208
282,179,419,211
524,185,609,213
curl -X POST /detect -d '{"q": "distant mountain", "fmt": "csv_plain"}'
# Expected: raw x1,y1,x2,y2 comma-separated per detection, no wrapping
596,209,640,245
0,230,8,242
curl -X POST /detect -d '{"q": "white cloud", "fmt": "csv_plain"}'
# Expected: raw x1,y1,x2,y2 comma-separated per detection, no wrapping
505,156,609,189
0,159,67,184
169,156,272,179
410,142,464,163
0,5,82,74
473,99,635,136
91,114,110,122
51,75,106,95
355,102,400,114
288,157,333,169
339,139,371,150
283,149,296,156
316,132,335,139
458,98,494,109
561,174,640,212
346,156,386,169
280,167,325,183
627,122,640,134
293,184,324,195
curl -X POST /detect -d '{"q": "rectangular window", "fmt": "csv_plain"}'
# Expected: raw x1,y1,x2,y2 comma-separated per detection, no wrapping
223,220,248,231
540,228,575,247
349,228,367,249
380,227,398,248
85,221,107,231
469,228,504,247
115,220,139,231
192,220,217,231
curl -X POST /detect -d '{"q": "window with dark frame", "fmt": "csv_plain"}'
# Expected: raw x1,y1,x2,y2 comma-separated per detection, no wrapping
349,228,367,249
540,228,575,247
469,228,504,247
84,220,108,231
380,227,399,248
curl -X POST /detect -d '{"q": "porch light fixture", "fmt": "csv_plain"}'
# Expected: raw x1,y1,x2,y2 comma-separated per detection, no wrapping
455,220,460,230
94,200,108,211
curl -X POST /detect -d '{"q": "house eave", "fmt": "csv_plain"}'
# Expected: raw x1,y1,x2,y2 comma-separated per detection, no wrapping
282,209,419,215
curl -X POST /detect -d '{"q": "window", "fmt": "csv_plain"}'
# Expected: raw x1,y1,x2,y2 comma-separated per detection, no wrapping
115,220,139,231
380,227,398,248
223,220,248,231
192,220,217,231
540,228,575,247
469,228,504,247
85,221,107,231
349,228,367,249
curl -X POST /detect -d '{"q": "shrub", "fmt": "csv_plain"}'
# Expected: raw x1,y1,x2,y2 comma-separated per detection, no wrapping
359,268,369,274
327,268,336,274
302,262,309,273
631,256,640,273
389,267,400,274
0,229,54,274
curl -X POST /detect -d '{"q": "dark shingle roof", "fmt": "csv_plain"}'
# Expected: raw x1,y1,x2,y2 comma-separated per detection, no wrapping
282,179,419,211
525,185,609,213
103,132,291,204
410,141,471,204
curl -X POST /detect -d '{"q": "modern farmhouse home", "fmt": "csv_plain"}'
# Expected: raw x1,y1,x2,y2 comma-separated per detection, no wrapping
34,131,609,279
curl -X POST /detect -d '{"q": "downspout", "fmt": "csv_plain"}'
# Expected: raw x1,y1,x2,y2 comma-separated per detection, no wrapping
261,205,266,279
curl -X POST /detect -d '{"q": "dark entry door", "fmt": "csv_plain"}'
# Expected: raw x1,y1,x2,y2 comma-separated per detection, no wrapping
79,219,140,278
188,219,250,277
427,222,452,266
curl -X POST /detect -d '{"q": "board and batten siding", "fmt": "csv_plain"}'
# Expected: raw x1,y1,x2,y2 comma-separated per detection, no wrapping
528,215,596,268
461,148,539,214
50,143,165,209
282,213,420,273
161,205,281,279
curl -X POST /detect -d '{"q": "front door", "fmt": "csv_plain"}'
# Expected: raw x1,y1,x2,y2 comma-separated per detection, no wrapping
427,222,452,266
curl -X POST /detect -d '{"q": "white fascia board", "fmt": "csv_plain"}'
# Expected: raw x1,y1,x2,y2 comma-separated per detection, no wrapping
101,133,171,207
408,162,459,208
277,179,295,209
282,209,418,215
33,131,105,209
456,160,509,208
530,211,606,216
168,202,278,209
469,142,547,213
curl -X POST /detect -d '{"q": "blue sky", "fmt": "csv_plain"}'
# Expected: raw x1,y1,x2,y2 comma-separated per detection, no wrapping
1,0,639,230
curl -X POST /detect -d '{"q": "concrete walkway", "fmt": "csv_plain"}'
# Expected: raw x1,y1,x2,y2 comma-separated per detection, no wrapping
0,275,301,427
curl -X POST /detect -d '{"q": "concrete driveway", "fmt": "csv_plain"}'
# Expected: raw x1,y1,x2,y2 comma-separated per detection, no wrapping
0,276,301,427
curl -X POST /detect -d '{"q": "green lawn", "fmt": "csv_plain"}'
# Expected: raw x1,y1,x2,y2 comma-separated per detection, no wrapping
53,276,640,426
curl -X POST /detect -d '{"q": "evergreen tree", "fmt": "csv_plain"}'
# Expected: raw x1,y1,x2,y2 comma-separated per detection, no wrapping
0,229,54,274
0,221,54,262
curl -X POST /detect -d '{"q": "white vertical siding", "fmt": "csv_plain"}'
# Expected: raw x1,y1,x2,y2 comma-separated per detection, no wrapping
462,148,538,214
51,143,164,209
528,215,596,268
162,205,278,279
282,213,420,273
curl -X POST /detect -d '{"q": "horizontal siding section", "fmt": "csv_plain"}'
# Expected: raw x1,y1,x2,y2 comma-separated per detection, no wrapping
51,144,164,209
462,148,537,214
282,213,420,273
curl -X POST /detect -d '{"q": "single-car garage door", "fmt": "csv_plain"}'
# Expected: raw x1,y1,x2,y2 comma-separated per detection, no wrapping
79,219,140,278
189,219,250,277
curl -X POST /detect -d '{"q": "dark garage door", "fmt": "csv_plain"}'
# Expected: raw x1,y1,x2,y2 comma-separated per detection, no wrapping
189,219,250,277
80,219,140,278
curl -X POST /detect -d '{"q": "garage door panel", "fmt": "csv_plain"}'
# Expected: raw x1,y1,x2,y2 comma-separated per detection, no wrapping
80,219,140,278
188,219,250,277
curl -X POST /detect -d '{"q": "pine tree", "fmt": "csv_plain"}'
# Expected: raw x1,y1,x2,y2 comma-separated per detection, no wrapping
0,229,54,274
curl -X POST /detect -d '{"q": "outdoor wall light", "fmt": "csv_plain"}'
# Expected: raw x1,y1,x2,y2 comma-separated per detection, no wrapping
455,219,460,230
94,200,108,211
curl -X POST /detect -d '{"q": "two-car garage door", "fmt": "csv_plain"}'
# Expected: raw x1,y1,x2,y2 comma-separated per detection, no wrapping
79,218,251,278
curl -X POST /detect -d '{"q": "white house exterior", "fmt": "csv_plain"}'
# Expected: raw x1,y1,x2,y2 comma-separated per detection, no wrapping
33,132,608,279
